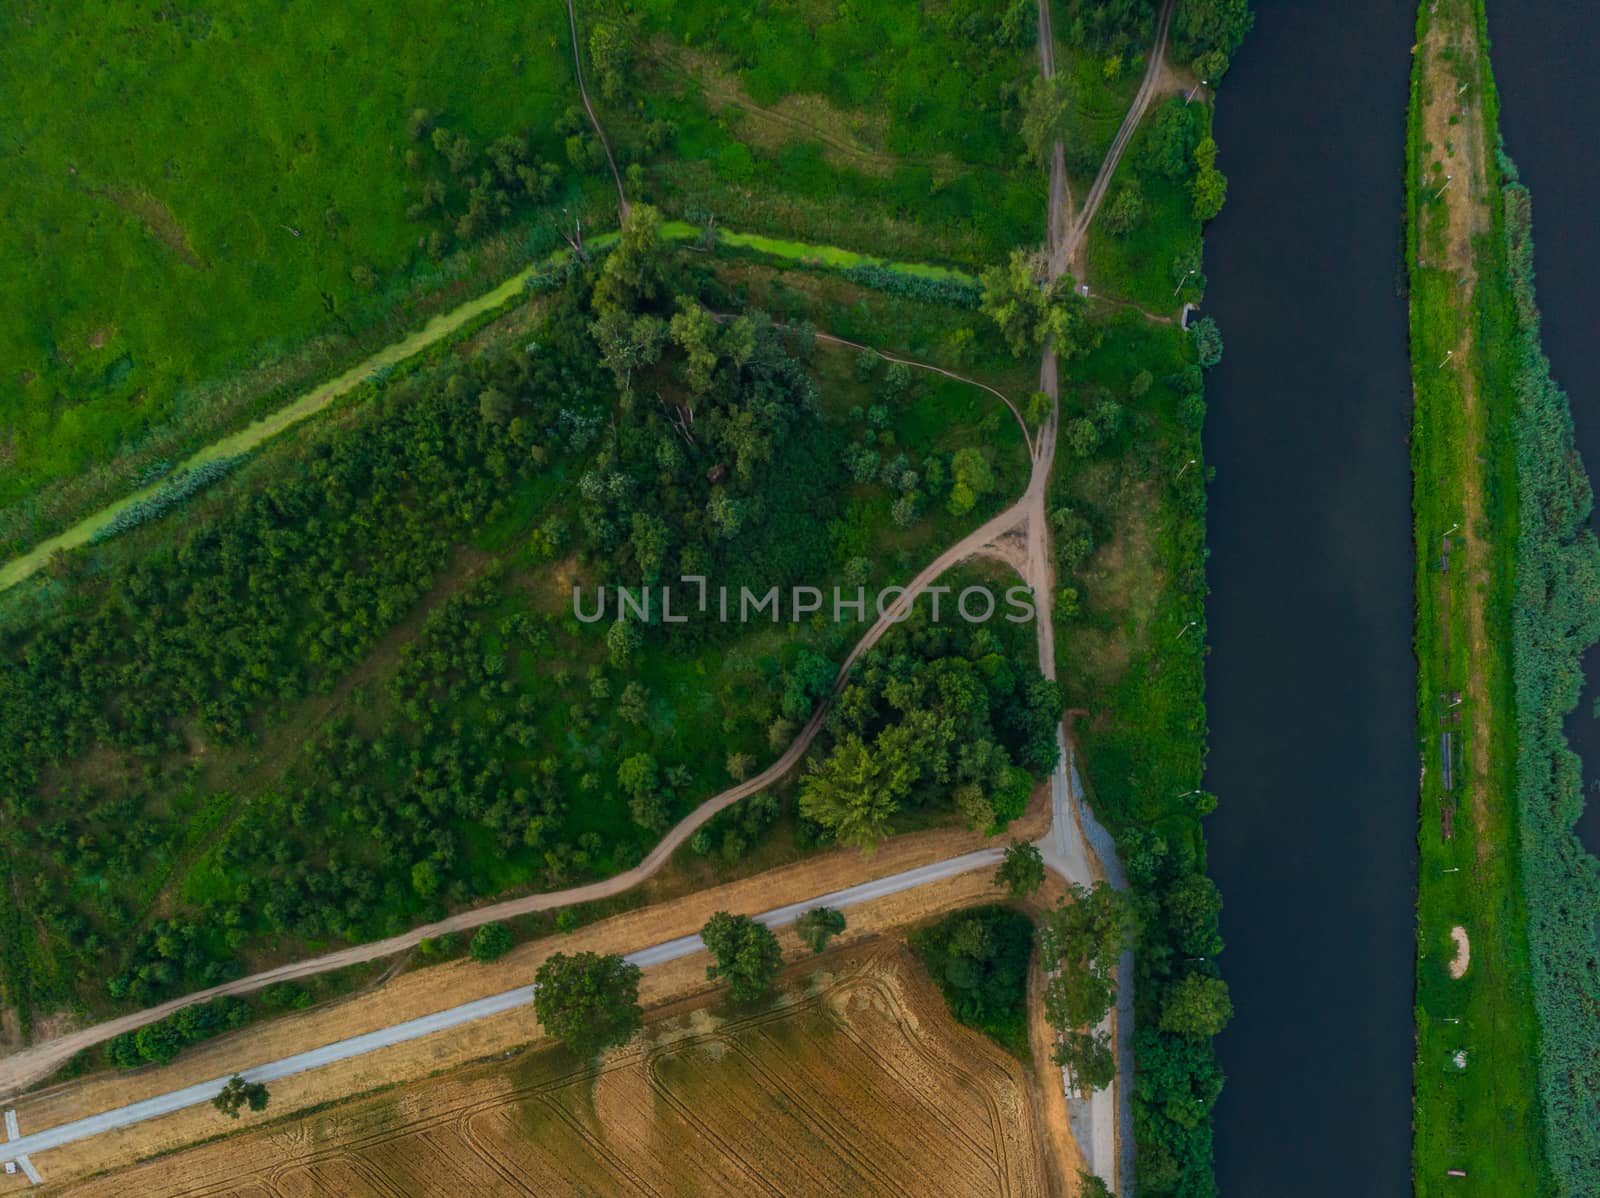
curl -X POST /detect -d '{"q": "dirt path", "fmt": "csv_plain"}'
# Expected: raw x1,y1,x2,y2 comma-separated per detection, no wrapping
1037,0,1078,253
807,328,1033,455
1057,0,1177,280
566,0,628,222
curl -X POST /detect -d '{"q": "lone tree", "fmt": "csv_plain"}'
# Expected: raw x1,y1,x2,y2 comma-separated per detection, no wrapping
533,951,644,1057
701,911,783,1002
212,1074,269,1119
470,920,515,963
794,907,847,955
994,841,1047,898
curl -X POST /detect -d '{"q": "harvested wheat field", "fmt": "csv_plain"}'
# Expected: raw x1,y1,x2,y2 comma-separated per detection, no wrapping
55,946,1047,1198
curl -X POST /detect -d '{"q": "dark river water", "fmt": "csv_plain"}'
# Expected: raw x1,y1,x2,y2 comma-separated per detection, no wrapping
1487,2,1600,855
1203,1,1419,1193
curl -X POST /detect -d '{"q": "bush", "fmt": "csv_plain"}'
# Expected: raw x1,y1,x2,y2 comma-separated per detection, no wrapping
701,911,783,1002
1190,316,1223,368
841,263,981,308
470,921,515,963
794,907,846,954
910,905,1033,1055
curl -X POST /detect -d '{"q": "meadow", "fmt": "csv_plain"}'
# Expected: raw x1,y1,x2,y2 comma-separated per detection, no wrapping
0,0,602,523
594,0,1046,265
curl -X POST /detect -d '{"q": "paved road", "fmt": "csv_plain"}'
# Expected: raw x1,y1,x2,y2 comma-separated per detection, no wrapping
0,849,1002,1166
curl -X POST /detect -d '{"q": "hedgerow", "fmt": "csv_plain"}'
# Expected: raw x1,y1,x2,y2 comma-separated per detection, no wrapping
840,263,981,309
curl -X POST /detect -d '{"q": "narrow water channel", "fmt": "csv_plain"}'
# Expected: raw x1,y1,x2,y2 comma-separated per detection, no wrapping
1487,0,1600,856
1203,1,1418,1192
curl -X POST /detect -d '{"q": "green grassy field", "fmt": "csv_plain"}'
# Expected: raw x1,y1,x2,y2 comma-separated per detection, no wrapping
0,222,993,593
595,0,1045,265
0,0,599,515
0,13,1243,1180
1407,0,1550,1190
1053,315,1204,842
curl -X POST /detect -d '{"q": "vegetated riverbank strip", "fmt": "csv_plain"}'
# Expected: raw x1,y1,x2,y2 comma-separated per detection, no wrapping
0,224,980,594
1408,1,1600,1193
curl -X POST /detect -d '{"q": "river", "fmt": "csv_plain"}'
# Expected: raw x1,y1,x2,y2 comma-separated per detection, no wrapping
1202,1,1419,1193
1487,0,1600,854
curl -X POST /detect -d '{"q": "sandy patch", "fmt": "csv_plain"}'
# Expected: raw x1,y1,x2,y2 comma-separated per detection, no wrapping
1448,925,1470,979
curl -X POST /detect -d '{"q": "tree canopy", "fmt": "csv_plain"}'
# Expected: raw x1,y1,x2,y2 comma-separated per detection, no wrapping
533,951,643,1057
212,1075,269,1119
470,921,515,963
910,905,1034,1053
995,841,1047,898
701,911,784,1002
1041,882,1135,1092
800,618,1062,854
1159,973,1234,1038
979,250,1092,359
794,907,847,955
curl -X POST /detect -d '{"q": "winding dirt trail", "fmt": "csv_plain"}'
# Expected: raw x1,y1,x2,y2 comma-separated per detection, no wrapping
807,328,1034,456
1037,0,1077,256
0,357,1056,1098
